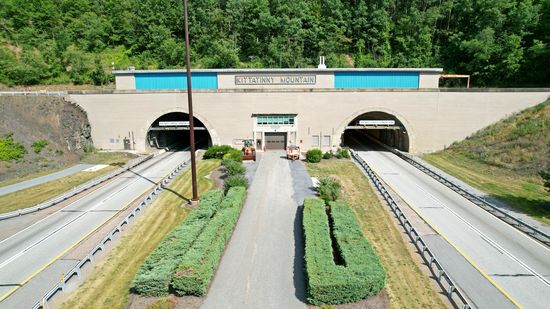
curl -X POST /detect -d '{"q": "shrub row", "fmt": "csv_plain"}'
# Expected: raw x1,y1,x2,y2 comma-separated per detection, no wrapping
172,186,247,296
323,148,350,159
307,147,350,163
221,154,248,194
132,190,224,296
204,144,242,162
303,198,386,305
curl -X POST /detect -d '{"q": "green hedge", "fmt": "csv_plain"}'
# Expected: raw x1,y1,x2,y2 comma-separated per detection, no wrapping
306,148,323,163
303,198,386,305
171,186,246,296
131,190,224,296
204,144,242,162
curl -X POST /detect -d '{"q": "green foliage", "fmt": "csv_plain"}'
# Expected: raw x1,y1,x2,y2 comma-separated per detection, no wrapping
303,198,386,305
222,158,245,176
203,145,234,160
339,148,350,159
31,140,48,154
132,190,224,296
323,151,333,160
1,0,548,86
0,134,26,161
222,148,243,162
317,176,341,203
442,101,549,176
540,168,550,192
171,186,246,296
306,149,323,163
223,174,248,194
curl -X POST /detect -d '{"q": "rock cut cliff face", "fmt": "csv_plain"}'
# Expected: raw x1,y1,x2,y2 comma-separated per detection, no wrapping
0,95,93,180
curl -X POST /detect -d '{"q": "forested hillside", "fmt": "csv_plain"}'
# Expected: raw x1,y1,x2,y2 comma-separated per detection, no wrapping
0,0,549,86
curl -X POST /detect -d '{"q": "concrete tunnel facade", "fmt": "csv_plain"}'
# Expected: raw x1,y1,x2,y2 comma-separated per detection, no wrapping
68,68,550,154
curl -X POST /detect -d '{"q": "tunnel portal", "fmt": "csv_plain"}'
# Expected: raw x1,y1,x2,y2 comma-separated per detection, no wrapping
343,111,409,152
147,112,211,150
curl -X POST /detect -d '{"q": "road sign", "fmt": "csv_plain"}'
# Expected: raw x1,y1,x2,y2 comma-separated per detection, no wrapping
159,121,190,126
358,120,395,126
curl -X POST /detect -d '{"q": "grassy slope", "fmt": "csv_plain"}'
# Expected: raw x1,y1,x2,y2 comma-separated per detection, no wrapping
307,160,445,309
423,101,549,226
0,152,137,214
60,159,220,309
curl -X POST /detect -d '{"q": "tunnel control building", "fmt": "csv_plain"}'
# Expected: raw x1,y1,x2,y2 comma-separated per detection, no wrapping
69,68,550,154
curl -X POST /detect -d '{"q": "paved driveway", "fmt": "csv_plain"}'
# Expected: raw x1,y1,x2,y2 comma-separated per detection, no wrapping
202,151,314,309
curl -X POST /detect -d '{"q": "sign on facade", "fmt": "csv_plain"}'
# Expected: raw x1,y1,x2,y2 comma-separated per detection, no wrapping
358,120,396,126
235,75,316,85
159,121,190,126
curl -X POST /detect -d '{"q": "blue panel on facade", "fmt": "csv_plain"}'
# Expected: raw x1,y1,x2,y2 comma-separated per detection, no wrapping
334,71,419,89
135,72,217,90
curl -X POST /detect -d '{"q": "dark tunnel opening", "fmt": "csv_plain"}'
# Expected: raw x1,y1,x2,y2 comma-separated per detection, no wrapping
342,111,409,152
147,112,212,150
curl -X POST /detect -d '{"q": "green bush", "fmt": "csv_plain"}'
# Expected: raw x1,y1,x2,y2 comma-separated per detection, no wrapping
223,174,248,193
317,176,341,203
306,148,323,163
222,148,243,162
340,148,350,159
203,145,234,159
0,134,26,161
303,198,386,305
172,186,246,296
222,158,245,176
323,151,333,160
32,140,48,154
132,190,224,296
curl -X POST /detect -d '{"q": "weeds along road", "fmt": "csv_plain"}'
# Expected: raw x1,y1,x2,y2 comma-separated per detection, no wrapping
347,132,550,309
0,150,190,304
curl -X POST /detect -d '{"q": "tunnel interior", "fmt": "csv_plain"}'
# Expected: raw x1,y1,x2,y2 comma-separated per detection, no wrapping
147,112,211,150
342,111,409,152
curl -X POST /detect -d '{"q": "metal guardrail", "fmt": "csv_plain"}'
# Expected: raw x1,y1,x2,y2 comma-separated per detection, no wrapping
31,157,192,309
389,148,550,248
0,155,153,221
351,150,472,309
0,91,66,96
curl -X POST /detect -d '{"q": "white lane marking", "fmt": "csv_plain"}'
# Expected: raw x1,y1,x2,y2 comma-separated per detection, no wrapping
407,180,550,287
0,152,175,248
366,150,550,253
0,212,86,269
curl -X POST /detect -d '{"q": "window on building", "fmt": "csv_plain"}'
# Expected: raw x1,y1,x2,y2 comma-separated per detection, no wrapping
322,135,331,147
256,115,295,125
311,135,320,147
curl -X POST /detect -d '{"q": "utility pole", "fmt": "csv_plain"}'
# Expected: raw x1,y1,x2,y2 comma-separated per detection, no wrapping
184,0,198,201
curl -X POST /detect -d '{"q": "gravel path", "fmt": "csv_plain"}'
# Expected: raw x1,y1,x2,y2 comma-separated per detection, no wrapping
0,164,95,196
202,151,314,309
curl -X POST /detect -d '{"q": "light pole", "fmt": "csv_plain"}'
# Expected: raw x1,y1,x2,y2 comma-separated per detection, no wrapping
184,0,198,201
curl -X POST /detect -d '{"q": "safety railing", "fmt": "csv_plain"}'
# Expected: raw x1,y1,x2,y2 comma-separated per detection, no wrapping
388,147,550,248
351,150,472,309
0,155,153,221
31,157,192,309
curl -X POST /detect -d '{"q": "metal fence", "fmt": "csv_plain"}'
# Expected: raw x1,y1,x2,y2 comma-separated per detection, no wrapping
351,150,472,309
31,158,191,309
389,149,550,248
0,155,153,221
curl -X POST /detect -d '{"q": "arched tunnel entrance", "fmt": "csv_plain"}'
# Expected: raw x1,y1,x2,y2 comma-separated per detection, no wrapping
147,112,212,150
342,111,409,152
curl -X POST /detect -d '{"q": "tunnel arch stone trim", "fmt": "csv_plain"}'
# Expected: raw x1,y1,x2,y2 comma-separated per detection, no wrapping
140,107,221,150
335,106,417,153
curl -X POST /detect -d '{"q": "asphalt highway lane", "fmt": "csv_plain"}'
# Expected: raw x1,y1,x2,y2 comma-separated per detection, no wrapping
0,151,190,302
352,143,550,308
